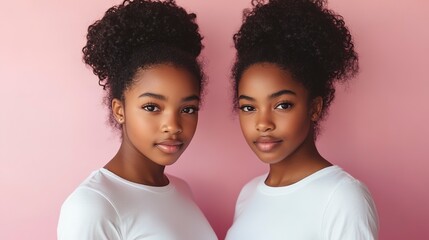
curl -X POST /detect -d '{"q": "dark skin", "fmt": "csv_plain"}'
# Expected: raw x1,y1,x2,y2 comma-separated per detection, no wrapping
105,64,200,186
105,136,169,187
238,63,331,187
266,133,331,187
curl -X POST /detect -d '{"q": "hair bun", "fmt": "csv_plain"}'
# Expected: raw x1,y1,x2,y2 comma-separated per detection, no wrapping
83,0,203,84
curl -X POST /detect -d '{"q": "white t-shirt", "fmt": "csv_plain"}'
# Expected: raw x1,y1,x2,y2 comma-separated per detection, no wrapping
225,166,378,240
58,168,218,240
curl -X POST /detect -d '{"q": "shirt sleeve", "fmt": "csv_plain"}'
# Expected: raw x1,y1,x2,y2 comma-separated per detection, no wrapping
322,179,379,240
57,187,122,240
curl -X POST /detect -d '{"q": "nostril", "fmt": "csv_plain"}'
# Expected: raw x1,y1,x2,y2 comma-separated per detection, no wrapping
256,121,274,132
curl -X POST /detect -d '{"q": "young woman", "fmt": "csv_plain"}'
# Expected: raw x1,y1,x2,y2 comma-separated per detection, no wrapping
57,1,217,239
226,0,378,239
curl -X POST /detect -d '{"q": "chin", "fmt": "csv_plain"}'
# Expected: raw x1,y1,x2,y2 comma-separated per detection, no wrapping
254,152,286,165
156,157,180,166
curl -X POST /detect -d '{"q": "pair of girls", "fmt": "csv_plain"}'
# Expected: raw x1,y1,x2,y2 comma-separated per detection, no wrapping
58,0,378,239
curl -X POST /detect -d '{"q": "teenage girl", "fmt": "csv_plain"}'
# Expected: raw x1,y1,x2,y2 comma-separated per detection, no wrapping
226,0,378,239
57,1,217,239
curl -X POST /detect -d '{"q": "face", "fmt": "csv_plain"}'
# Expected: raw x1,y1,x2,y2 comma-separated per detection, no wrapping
114,64,200,166
238,63,319,165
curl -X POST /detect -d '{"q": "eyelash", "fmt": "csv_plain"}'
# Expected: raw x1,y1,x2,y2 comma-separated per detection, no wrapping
142,103,199,114
142,103,160,112
182,106,199,114
239,102,294,112
275,102,294,110
239,105,255,112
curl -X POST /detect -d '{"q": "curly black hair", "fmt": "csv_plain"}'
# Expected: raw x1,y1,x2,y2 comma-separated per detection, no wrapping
233,0,358,124
83,0,204,128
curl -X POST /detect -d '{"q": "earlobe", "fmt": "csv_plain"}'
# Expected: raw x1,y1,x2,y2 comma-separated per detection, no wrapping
311,97,323,122
112,98,125,124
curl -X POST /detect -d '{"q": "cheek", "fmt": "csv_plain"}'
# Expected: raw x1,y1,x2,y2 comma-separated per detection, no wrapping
285,113,312,137
183,116,199,135
126,110,155,134
238,115,254,139
127,119,151,141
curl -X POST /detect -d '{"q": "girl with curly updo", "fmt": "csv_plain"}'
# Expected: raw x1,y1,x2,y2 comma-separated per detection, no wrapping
226,0,378,239
57,1,217,239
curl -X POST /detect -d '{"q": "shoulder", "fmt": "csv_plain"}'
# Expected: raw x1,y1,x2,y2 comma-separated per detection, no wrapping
243,175,266,191
307,166,373,200
239,175,265,198
58,173,122,239
167,174,193,197
60,186,119,219
321,168,379,239
325,169,376,212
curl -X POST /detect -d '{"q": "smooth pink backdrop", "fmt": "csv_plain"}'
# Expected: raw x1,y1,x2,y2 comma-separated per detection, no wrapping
1,0,428,239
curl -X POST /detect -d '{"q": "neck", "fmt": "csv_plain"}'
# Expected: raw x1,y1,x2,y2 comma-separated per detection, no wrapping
266,133,331,187
105,138,168,187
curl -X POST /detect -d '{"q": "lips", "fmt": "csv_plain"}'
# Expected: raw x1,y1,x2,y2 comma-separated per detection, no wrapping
155,140,184,154
254,136,282,152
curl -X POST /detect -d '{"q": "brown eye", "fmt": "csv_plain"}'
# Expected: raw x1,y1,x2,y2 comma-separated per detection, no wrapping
275,102,293,110
142,104,160,112
182,106,198,114
239,105,255,112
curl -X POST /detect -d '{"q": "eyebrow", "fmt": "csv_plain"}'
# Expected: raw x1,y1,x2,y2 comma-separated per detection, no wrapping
238,95,255,101
139,92,166,100
238,89,296,101
139,92,200,102
269,89,296,98
182,95,200,102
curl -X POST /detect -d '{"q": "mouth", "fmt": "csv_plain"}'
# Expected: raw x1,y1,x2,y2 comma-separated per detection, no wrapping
155,140,184,154
253,136,282,152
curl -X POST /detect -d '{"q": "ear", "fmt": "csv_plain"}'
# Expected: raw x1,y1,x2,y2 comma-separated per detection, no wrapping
310,97,323,122
112,98,125,124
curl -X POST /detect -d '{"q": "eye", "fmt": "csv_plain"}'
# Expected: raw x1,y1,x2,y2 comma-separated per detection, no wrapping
182,106,199,114
275,102,294,110
142,104,160,112
239,105,256,112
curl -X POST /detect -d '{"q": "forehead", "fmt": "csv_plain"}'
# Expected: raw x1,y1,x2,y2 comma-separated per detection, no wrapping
127,64,200,98
239,63,307,97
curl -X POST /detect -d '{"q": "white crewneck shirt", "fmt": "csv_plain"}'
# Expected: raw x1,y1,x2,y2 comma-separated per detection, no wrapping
226,166,378,240
58,168,217,240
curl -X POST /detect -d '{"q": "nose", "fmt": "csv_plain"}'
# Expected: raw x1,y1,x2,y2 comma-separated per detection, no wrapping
256,111,275,132
161,112,183,134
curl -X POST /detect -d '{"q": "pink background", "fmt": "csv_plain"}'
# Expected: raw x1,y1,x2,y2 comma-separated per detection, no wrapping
1,0,428,239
